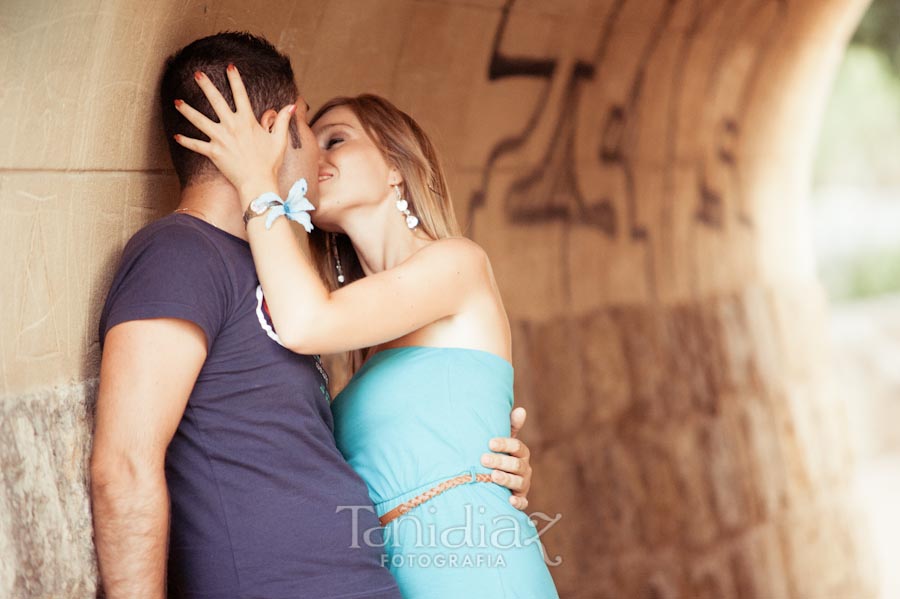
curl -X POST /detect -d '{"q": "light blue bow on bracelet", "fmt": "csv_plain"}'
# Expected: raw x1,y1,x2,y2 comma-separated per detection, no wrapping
265,178,315,232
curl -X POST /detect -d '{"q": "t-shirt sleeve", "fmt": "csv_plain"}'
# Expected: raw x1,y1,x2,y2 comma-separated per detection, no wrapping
100,224,230,352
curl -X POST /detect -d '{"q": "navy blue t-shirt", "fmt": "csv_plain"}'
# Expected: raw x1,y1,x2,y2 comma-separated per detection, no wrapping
99,214,399,599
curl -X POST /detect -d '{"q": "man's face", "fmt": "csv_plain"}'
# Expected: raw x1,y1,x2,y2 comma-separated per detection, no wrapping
278,109,320,203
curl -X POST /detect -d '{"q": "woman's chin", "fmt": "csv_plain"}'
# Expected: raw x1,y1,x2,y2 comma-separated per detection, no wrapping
311,217,343,234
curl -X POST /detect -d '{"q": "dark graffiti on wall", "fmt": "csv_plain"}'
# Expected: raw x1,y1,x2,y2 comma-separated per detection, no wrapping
468,0,789,253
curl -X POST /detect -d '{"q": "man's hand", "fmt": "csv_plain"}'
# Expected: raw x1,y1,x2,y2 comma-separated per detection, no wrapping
481,407,533,511
91,318,207,599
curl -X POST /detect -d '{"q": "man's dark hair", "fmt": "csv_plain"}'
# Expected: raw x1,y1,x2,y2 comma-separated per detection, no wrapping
160,31,300,187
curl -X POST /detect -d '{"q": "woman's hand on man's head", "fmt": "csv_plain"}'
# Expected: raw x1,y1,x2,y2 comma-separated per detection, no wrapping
172,65,315,208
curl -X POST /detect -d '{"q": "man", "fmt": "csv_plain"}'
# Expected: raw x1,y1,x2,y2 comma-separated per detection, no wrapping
90,32,534,599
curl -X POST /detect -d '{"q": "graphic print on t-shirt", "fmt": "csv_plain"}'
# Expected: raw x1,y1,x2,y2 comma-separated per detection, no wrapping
255,284,284,346
255,284,331,403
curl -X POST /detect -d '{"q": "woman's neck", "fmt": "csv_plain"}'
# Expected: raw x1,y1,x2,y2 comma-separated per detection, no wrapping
340,202,432,275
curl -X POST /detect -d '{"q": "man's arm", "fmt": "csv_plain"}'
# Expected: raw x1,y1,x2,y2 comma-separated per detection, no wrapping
91,318,207,599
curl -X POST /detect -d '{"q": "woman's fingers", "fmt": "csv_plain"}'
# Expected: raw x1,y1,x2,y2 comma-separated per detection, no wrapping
174,69,299,196
172,133,212,157
272,102,297,145
174,99,218,139
225,64,254,115
193,71,235,123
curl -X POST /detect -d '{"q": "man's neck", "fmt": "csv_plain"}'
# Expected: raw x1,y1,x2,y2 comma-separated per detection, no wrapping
176,178,248,241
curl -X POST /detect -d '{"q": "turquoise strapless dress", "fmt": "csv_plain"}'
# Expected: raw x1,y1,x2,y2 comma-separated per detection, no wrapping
332,346,559,598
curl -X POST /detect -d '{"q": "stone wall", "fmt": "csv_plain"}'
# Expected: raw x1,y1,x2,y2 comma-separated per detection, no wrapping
0,0,878,597
0,382,97,598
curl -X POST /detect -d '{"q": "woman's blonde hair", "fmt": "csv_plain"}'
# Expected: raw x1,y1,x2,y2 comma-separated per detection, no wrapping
308,94,461,373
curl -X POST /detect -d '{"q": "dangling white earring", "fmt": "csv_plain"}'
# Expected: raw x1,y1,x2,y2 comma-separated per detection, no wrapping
394,185,418,230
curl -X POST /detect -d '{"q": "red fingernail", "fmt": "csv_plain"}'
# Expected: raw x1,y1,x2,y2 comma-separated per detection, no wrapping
288,104,297,115
227,63,236,72
173,134,181,141
194,71,203,81
174,99,183,108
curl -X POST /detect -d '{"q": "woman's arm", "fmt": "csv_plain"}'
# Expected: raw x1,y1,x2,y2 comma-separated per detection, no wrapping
247,220,489,354
174,67,488,354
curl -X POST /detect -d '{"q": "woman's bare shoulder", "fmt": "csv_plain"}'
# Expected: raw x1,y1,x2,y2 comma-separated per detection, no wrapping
416,236,489,264
404,237,491,280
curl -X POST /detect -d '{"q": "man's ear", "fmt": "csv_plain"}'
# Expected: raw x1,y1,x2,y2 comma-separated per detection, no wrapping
260,108,279,132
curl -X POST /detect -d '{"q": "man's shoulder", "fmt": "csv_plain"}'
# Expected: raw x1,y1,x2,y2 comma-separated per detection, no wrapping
112,214,239,293
99,216,238,347
124,214,221,257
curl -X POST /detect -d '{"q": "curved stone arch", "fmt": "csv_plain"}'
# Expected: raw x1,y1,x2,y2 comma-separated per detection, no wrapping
0,0,879,596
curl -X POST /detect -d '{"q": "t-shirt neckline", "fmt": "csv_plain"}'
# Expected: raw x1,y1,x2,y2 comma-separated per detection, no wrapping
171,212,250,248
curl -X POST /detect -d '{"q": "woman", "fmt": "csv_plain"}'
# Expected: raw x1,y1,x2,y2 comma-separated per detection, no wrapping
173,66,559,598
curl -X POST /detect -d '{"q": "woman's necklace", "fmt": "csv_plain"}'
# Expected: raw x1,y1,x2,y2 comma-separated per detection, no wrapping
173,207,219,229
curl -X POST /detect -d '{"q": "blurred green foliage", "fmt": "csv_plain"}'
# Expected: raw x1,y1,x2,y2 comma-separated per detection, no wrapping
813,0,900,302
814,45,900,187
814,0,900,188
821,248,900,302
853,0,900,77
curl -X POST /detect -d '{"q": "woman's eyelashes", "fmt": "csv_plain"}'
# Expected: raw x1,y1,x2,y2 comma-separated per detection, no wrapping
323,135,345,150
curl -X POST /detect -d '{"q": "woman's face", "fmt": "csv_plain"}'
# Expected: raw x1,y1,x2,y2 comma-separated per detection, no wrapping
311,106,395,230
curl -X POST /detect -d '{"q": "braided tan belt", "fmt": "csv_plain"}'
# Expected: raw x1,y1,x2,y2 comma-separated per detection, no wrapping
379,473,494,527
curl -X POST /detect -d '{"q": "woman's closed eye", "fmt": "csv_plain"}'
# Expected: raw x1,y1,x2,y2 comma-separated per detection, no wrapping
324,136,344,150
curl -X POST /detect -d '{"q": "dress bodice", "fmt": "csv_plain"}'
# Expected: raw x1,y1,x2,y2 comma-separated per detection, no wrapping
331,346,514,508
